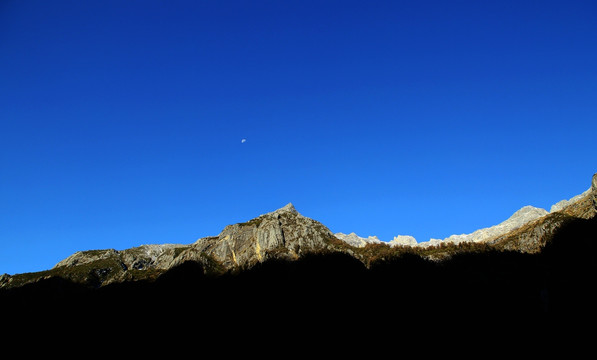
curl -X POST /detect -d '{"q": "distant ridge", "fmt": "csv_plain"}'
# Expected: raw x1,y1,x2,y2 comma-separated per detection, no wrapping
1,173,596,338
335,178,595,248
1,173,595,291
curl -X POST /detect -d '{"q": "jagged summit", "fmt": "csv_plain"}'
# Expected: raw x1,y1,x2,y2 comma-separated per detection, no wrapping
334,206,552,249
503,206,550,227
268,202,299,216
550,189,591,213
389,235,417,247
415,206,551,247
334,232,418,248
0,202,341,289
334,232,382,247
173,202,339,270
334,174,596,249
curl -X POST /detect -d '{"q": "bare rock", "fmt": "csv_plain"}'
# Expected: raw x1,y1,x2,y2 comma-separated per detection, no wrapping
593,173,597,211
335,232,383,248
388,235,417,247
419,206,549,247
178,203,337,269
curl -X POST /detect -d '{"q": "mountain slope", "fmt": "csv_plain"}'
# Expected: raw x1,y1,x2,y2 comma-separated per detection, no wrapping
489,174,596,252
0,203,349,289
0,173,596,342
2,174,596,293
434,206,549,244
334,232,384,247
185,203,343,269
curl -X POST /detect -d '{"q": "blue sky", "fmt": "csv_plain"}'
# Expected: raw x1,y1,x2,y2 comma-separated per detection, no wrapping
1,0,596,275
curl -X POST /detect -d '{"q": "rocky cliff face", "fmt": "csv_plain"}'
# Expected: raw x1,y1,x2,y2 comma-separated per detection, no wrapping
176,203,341,270
333,204,555,249
334,232,416,247
55,244,186,271
389,235,418,247
1,203,345,289
334,232,383,247
421,206,550,247
550,189,591,213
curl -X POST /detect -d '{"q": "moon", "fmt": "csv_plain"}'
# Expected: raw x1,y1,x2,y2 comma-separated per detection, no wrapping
241,139,246,143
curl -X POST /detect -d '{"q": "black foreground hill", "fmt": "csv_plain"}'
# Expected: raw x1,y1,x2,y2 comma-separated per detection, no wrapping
1,174,596,342
2,215,596,320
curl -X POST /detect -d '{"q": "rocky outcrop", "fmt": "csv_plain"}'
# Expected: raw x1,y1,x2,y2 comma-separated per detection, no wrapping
550,184,595,220
335,174,596,251
54,244,186,271
388,235,417,247
334,232,383,248
413,174,596,249
40,244,192,286
334,233,418,248
488,174,597,252
411,206,549,248
2,203,343,289
178,203,339,269
488,212,573,252
550,189,591,213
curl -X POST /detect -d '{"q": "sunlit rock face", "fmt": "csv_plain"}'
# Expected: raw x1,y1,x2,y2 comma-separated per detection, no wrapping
550,190,590,213
549,182,595,220
181,203,339,269
334,232,383,248
33,203,340,288
413,206,549,248
487,175,597,252
388,235,417,247
592,173,597,211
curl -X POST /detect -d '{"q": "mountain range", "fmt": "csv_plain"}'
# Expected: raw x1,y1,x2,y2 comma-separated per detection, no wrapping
336,186,594,248
1,173,596,340
5,173,594,289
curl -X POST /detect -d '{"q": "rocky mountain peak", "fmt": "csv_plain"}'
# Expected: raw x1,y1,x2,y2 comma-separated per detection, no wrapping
184,202,336,269
509,206,549,221
413,205,549,248
389,235,417,247
0,203,341,289
547,176,595,219
269,202,299,216
550,189,591,213
334,232,382,248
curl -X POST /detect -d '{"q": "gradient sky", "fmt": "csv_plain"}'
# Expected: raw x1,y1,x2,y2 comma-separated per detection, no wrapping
1,0,596,275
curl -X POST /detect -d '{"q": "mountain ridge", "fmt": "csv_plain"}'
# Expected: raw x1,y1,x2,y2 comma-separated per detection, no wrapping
1,174,595,291
337,182,594,248
1,175,596,337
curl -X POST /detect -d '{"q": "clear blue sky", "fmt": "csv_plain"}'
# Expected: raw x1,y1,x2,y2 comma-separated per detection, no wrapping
1,0,596,275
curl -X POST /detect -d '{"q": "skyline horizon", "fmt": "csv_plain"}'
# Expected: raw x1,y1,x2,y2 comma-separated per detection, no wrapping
3,173,594,275
229,180,593,244
2,1,596,275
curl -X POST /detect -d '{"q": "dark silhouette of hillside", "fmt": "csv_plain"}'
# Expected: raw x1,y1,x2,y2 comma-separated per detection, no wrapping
541,216,597,314
2,216,595,344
